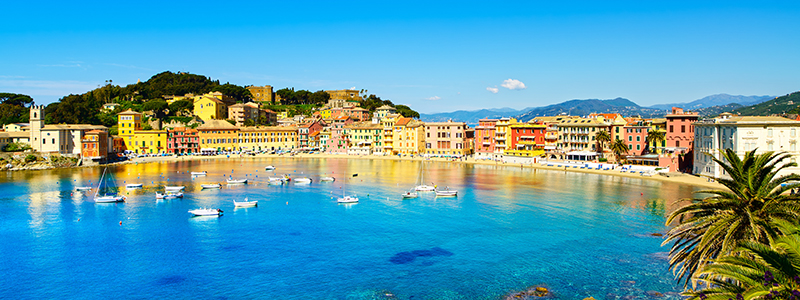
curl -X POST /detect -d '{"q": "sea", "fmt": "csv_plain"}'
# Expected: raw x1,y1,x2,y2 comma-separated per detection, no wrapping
0,157,700,299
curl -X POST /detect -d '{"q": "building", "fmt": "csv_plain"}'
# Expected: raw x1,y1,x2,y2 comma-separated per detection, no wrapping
395,117,425,155
238,126,298,152
30,105,108,157
298,120,325,150
380,114,400,155
345,121,383,155
0,131,31,150
494,118,515,157
260,109,277,126
247,85,274,104
529,116,577,156
474,119,497,159
623,124,650,156
423,120,470,157
228,102,260,126
167,127,199,155
556,116,612,161
194,95,228,121
665,107,699,151
81,130,108,160
325,89,362,101
3,123,29,132
505,123,546,158
117,109,167,155
374,105,397,119
197,120,240,152
694,114,800,177
326,116,354,154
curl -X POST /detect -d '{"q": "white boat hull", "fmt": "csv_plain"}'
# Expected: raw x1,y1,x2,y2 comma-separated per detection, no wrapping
294,178,312,184
76,186,92,191
233,200,258,207
201,184,221,189
320,177,335,182
165,186,185,191
95,195,126,203
402,192,419,198
189,208,223,216
190,172,207,176
265,166,275,170
156,192,183,199
435,190,458,197
338,196,359,203
126,183,143,188
226,179,248,184
415,185,435,191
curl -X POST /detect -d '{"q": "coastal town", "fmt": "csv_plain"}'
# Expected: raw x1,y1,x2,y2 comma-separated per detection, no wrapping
2,86,800,179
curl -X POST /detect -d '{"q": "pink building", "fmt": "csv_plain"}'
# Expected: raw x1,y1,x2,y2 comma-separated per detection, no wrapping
298,119,324,149
423,120,471,157
474,119,497,159
623,125,649,155
326,115,354,154
665,107,699,150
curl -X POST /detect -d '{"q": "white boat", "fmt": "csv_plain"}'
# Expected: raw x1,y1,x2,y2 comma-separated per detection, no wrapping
156,191,184,199
402,191,419,199
233,197,258,207
190,171,207,176
267,177,284,185
226,178,248,184
265,165,276,170
413,162,436,191
294,177,312,184
415,185,436,191
435,189,458,197
76,186,92,191
337,174,358,203
201,183,221,189
320,176,335,182
94,167,126,203
165,185,185,191
188,208,223,216
126,183,143,188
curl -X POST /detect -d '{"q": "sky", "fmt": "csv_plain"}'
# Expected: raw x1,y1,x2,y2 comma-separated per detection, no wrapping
1,1,799,113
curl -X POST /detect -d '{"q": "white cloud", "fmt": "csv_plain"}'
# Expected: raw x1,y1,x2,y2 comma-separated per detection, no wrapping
349,86,357,90
501,78,526,90
425,96,441,101
486,86,499,94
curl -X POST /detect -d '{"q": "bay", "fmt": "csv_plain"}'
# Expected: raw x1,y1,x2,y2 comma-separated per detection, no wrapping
0,157,698,299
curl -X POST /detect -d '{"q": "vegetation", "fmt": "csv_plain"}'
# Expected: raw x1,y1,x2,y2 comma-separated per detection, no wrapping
0,92,33,125
1,142,31,152
595,130,611,156
663,149,800,288
733,91,799,116
24,154,36,163
274,88,330,105
358,94,420,119
645,130,665,154
609,138,628,163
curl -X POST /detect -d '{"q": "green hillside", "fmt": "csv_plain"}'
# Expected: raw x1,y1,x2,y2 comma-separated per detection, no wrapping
732,91,799,116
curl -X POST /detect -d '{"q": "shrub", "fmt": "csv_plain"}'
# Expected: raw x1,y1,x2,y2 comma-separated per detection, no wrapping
2,142,32,152
598,157,608,162
24,154,36,163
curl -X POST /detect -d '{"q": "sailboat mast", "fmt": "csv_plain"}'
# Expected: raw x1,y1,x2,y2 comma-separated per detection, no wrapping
95,167,106,198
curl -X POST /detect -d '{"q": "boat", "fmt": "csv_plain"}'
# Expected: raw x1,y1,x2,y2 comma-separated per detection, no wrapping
76,186,92,191
435,188,458,197
190,171,207,176
294,177,312,184
267,177,284,185
402,191,419,199
337,174,358,203
233,197,258,207
94,167,126,203
201,183,221,189
265,165,275,170
320,176,335,182
156,191,184,199
414,162,436,191
188,208,223,216
126,183,143,188
226,178,248,184
165,185,185,191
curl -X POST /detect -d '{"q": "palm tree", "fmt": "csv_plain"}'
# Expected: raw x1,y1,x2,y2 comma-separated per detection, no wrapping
682,220,800,300
645,130,665,154
595,130,611,157
662,149,800,288
609,138,629,163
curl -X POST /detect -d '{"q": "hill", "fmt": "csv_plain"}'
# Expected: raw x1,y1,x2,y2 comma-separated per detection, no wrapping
732,91,800,116
514,98,666,122
649,94,772,110
419,107,531,124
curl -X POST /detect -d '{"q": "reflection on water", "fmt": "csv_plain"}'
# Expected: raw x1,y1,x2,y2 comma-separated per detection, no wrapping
0,157,703,299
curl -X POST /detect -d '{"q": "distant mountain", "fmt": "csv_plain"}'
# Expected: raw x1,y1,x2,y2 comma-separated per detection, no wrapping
514,97,667,122
419,107,532,124
649,94,773,110
731,91,800,116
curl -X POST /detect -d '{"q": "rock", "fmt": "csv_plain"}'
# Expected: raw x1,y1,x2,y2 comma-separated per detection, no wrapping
645,291,664,297
583,297,597,300
536,287,548,293
650,233,663,237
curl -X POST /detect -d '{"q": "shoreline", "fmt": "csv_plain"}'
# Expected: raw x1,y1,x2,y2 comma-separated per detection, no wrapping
115,152,724,190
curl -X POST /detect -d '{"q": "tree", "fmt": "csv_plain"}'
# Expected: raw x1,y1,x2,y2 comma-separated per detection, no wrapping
645,130,665,154
168,99,194,116
662,149,800,288
595,130,611,156
142,99,169,119
0,103,30,125
276,88,295,105
294,90,312,105
0,93,34,107
211,83,252,102
395,105,420,119
243,119,255,127
309,90,330,105
682,220,800,300
609,138,628,163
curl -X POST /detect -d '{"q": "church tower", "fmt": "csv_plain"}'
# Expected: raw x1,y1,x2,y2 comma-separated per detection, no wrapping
30,105,44,151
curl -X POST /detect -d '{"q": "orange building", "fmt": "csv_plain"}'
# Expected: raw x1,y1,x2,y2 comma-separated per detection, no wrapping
81,130,108,160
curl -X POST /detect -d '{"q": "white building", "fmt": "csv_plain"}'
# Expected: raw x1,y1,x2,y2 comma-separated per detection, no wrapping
29,105,109,156
693,113,800,178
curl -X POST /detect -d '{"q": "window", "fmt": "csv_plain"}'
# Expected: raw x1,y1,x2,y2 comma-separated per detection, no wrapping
636,136,640,142
628,136,632,142
681,125,685,133
669,125,673,133
768,129,773,137
792,128,797,137
628,144,632,150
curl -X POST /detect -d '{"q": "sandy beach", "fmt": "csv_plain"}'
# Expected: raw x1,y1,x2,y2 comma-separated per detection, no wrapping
118,152,725,190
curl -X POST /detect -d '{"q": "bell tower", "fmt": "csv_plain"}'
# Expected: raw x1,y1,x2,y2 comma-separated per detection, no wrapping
30,104,44,151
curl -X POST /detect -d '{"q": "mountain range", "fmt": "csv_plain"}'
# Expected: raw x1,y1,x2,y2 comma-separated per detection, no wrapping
419,94,777,124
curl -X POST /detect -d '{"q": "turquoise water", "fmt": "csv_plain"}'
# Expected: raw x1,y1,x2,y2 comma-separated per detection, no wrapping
0,158,699,299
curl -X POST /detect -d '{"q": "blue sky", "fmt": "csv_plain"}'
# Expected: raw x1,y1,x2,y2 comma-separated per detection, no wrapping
1,1,799,113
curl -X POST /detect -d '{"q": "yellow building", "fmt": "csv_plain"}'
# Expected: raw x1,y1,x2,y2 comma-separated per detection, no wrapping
319,109,332,120
395,117,425,155
194,96,228,121
325,89,362,101
380,114,400,155
344,121,383,154
246,85,274,104
197,120,240,151
238,126,298,152
494,117,516,156
117,109,168,154
504,123,546,157
276,111,289,120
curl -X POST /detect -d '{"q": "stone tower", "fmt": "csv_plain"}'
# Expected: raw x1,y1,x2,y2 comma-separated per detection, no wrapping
30,104,44,151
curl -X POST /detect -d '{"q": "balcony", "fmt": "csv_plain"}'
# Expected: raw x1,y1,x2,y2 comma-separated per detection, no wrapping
494,137,506,141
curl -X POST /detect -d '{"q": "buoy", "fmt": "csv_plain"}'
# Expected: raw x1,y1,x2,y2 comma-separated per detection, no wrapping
119,221,122,225
641,193,644,195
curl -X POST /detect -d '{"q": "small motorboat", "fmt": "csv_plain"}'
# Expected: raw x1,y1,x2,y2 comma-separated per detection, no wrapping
233,197,258,207
435,189,458,197
165,185,185,191
76,186,92,191
156,191,184,199
190,171,207,176
126,183,143,188
265,165,276,170
188,208,223,216
320,176,335,182
226,178,248,184
294,177,312,184
402,191,419,199
201,183,221,189
267,177,283,185
337,196,359,203
415,185,436,192
95,195,126,203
